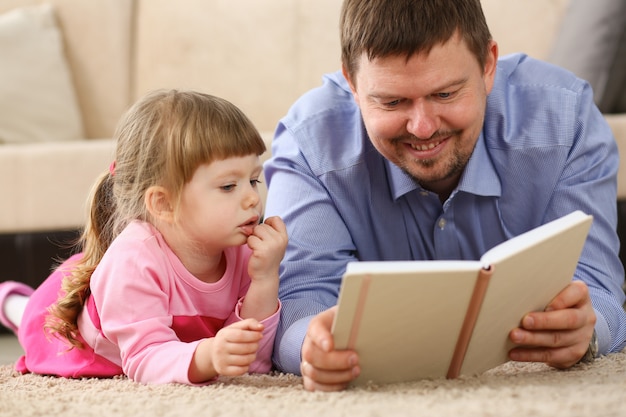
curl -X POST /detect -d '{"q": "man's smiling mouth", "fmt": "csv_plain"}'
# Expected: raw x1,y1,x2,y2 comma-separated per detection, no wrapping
410,140,442,151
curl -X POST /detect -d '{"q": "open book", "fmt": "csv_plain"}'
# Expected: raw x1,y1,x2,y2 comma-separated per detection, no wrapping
331,210,593,386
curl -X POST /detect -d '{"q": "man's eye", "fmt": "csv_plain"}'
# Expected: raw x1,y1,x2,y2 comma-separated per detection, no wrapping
436,92,452,99
384,99,401,107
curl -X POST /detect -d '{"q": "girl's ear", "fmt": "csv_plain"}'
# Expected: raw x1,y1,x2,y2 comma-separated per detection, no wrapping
145,186,175,223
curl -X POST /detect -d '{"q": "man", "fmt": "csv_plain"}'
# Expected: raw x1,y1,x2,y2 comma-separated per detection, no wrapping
264,0,626,391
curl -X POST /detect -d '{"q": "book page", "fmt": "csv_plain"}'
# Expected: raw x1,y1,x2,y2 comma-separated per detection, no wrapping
479,210,591,267
345,260,484,274
333,262,481,385
461,211,593,375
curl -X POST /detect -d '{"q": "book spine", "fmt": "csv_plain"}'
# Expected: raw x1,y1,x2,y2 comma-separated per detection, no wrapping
446,266,494,378
347,275,372,349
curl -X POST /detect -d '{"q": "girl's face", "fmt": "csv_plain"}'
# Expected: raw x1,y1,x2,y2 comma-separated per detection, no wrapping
176,154,264,254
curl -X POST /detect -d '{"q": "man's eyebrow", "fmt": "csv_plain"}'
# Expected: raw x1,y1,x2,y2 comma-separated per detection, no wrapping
369,76,470,100
434,77,469,90
420,77,471,94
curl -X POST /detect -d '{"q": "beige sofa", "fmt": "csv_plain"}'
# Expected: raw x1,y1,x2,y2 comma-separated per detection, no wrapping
0,0,624,234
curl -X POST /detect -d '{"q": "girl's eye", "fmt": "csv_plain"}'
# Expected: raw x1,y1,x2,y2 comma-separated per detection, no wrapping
221,184,236,191
250,179,262,188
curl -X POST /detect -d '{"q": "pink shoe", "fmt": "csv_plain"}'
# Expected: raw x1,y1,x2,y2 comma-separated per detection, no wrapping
0,281,34,332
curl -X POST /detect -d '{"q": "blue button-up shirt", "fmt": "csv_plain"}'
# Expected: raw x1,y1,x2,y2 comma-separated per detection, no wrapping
264,53,626,375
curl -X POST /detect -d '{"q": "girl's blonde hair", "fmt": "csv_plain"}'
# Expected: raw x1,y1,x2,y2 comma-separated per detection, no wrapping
46,90,266,347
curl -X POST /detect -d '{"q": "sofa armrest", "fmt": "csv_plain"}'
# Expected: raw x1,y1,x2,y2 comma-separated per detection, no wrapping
0,139,116,234
605,114,626,199
258,131,275,209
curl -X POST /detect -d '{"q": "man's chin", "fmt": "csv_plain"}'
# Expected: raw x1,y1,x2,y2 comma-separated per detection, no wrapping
400,160,436,181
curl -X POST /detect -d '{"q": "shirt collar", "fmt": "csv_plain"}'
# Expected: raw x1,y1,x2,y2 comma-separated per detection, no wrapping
387,159,420,200
458,133,501,197
386,133,502,200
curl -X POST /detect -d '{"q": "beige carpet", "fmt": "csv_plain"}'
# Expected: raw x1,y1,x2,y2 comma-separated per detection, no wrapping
1,351,625,417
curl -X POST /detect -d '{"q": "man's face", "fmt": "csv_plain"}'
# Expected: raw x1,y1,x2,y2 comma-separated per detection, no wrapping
345,33,498,197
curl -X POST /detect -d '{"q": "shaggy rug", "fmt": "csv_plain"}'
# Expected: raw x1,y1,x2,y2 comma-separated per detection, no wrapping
1,352,625,417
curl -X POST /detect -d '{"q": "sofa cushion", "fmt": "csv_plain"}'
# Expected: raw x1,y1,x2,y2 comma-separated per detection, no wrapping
548,0,626,113
0,4,84,144
0,138,116,233
481,0,569,60
133,0,342,134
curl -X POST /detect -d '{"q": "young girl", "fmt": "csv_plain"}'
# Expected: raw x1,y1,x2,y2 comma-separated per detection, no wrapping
0,89,287,385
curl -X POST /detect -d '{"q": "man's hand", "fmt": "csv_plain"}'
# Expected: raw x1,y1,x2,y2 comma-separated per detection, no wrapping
301,306,361,391
508,280,596,368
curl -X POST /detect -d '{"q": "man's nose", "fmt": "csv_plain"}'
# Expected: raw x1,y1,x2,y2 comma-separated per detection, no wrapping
405,101,439,139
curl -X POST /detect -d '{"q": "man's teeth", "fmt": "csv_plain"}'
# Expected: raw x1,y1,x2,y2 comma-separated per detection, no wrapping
411,141,440,151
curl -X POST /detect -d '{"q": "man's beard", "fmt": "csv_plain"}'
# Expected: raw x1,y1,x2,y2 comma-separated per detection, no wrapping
401,149,467,186
392,131,469,186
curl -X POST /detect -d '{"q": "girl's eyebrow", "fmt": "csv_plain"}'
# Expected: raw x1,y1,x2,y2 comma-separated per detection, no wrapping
213,165,262,181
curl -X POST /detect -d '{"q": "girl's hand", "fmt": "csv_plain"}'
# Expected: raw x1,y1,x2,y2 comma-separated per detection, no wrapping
246,216,288,282
240,216,287,321
189,319,264,382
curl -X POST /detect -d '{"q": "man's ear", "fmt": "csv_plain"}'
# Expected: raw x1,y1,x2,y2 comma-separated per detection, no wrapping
342,63,360,107
342,63,357,95
483,40,499,95
145,186,175,223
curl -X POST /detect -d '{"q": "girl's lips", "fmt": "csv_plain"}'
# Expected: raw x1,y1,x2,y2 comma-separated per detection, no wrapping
239,216,260,236
240,225,256,236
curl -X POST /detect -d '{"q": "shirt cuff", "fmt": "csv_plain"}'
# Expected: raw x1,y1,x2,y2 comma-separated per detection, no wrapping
232,297,281,324
274,315,313,375
594,308,611,355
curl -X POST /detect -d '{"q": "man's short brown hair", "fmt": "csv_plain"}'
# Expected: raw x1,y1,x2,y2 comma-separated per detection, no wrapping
340,0,492,79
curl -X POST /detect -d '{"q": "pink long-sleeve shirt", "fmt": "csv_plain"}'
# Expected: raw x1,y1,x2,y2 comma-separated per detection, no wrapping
16,221,280,384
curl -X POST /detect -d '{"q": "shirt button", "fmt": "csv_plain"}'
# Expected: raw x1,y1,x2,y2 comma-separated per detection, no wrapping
438,218,447,229
420,191,429,196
